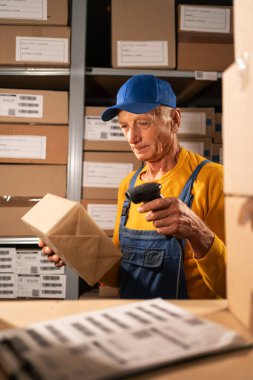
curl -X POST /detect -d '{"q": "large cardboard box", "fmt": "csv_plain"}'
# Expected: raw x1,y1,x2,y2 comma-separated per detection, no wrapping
179,108,215,137
0,205,36,236
0,89,68,125
0,25,70,67
0,0,68,26
112,0,176,69
0,164,66,197
82,151,142,200
0,124,68,164
84,107,131,152
223,62,253,196
81,199,118,237
177,5,234,71
226,196,253,332
179,137,212,160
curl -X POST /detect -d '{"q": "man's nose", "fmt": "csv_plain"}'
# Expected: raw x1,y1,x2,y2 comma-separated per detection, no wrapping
128,126,141,144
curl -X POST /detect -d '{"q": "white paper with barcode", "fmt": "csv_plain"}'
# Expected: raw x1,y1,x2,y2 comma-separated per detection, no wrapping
0,0,47,20
0,298,250,380
84,116,125,141
0,93,43,118
0,135,46,159
180,112,206,135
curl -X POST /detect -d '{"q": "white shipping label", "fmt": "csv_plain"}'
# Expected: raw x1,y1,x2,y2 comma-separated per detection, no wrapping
180,112,206,134
180,141,204,156
0,135,47,159
16,251,39,275
40,275,66,299
17,275,40,298
0,93,43,118
83,162,133,188
117,41,168,66
16,37,69,63
0,0,47,20
87,204,117,230
84,116,125,141
180,6,230,33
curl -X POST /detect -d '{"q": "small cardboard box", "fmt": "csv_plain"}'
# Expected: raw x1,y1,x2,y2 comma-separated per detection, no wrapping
179,137,212,160
81,199,118,237
82,151,142,200
0,88,68,125
0,0,68,26
177,5,234,71
226,196,253,333
21,194,122,286
0,25,70,67
179,108,215,137
223,62,253,196
0,124,68,164
84,107,131,152
0,164,66,197
112,0,176,69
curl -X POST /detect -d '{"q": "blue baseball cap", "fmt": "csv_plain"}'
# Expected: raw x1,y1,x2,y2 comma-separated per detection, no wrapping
101,74,176,122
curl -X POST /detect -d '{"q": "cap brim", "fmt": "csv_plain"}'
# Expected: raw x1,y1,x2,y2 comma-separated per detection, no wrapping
101,102,159,122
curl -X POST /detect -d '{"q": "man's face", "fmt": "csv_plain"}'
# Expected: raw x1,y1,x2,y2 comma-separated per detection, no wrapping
118,110,175,163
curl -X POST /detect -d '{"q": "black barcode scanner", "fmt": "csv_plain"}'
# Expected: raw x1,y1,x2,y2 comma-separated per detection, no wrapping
125,181,183,300
125,182,162,204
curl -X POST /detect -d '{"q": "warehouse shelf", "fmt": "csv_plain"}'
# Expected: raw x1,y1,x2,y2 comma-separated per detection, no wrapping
0,67,70,76
0,237,39,245
86,67,223,79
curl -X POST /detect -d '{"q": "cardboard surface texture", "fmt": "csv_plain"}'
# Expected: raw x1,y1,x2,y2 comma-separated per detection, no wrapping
234,0,253,63
226,196,253,333
223,62,253,195
21,194,122,286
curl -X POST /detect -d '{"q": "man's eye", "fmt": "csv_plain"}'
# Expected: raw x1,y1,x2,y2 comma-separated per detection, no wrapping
136,121,151,128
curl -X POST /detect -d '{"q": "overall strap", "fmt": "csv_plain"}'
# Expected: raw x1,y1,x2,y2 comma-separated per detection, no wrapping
120,165,143,226
179,159,210,208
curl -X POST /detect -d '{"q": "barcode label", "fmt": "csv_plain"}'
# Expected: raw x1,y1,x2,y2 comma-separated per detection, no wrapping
8,109,16,115
41,283,62,287
42,290,63,295
0,265,12,269
0,283,14,288
0,290,14,295
31,266,38,274
0,258,11,262
0,250,11,255
0,93,43,118
32,289,40,297
100,132,108,139
43,276,60,281
195,71,218,81
0,276,11,280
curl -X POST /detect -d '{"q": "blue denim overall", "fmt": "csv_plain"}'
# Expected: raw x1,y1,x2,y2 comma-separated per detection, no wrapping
119,160,209,299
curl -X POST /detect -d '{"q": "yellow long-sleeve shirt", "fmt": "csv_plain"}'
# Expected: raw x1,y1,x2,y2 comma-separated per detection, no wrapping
104,147,226,299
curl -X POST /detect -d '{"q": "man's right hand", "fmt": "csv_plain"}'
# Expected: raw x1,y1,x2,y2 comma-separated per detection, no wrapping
38,240,65,268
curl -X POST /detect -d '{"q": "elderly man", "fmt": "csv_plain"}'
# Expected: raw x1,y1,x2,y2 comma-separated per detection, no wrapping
41,74,225,300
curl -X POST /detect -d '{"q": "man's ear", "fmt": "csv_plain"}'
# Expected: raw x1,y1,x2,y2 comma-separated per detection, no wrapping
171,108,181,132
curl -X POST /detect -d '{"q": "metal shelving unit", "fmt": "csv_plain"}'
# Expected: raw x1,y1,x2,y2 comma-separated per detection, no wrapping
0,0,87,300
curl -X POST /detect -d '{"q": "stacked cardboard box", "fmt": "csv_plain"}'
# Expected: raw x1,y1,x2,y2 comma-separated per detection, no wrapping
223,0,253,332
177,4,234,71
83,106,142,237
178,107,215,160
111,0,176,69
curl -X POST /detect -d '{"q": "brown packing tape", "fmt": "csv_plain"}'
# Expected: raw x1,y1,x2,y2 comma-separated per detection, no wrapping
21,194,121,286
